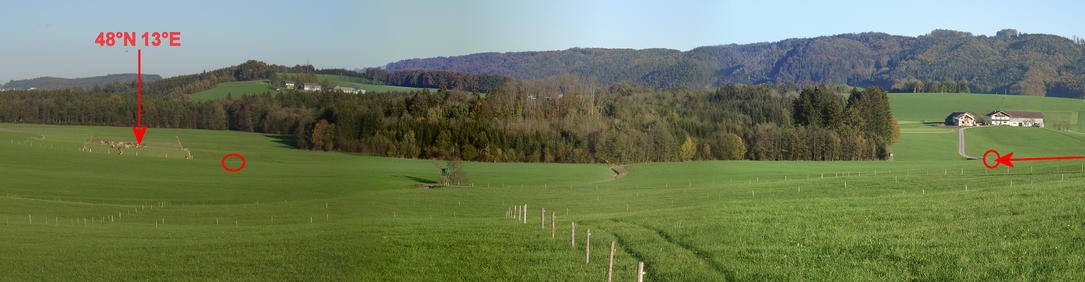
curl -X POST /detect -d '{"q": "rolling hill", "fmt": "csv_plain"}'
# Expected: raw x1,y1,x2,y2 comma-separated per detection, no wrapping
2,74,161,90
4,109,1085,279
186,74,431,101
386,29,1085,98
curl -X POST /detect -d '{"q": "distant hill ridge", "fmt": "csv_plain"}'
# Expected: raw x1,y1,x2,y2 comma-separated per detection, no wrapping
386,29,1085,98
3,74,161,90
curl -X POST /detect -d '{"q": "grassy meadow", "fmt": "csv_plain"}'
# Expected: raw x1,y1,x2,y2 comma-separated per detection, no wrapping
311,73,432,93
889,93,1085,131
1,92,1084,280
188,80,275,101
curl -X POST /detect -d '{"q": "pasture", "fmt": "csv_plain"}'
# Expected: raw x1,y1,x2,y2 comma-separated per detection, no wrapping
889,93,1085,131
1,92,1084,280
188,80,275,101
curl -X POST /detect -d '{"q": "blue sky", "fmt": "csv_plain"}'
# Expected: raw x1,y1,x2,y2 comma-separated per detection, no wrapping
0,0,1082,83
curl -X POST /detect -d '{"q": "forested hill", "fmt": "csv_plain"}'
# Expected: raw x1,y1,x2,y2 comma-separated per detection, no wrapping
2,74,161,90
70,60,510,96
386,29,1085,98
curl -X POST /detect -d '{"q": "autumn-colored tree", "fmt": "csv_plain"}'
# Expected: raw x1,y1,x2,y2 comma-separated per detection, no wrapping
310,119,334,151
679,135,696,162
719,133,747,160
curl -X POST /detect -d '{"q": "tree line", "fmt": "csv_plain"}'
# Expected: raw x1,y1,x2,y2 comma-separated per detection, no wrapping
0,79,899,163
889,79,971,93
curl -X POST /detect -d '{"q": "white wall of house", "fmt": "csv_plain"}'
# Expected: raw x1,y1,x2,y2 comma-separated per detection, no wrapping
987,113,1043,127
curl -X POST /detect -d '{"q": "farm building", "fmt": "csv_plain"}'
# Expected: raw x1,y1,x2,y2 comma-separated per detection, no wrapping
332,86,365,94
302,83,322,91
945,112,977,127
284,80,296,89
986,110,1044,127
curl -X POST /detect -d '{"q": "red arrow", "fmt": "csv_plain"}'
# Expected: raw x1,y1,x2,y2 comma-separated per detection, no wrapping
995,152,1084,168
131,49,146,145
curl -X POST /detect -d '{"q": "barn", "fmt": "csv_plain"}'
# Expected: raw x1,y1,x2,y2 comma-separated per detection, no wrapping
945,112,977,127
986,110,1044,127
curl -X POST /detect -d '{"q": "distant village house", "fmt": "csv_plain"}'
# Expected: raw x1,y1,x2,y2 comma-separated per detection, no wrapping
284,81,296,89
302,83,322,91
986,110,1044,127
945,112,977,127
332,86,365,94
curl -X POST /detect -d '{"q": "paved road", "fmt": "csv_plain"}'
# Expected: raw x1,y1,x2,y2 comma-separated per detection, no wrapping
958,127,978,159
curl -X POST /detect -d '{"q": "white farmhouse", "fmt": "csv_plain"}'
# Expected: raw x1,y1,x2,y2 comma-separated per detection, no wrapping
332,86,365,94
945,112,977,127
302,83,322,91
986,110,1044,127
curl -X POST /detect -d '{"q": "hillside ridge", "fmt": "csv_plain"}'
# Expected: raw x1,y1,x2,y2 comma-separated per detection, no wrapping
386,29,1085,98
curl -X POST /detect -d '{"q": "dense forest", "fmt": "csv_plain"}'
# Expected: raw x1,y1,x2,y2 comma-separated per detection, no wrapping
320,68,511,93
0,79,898,163
386,29,1085,98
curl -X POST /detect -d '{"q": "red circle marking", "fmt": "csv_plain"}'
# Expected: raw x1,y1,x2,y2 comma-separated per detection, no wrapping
222,154,245,172
982,150,1000,169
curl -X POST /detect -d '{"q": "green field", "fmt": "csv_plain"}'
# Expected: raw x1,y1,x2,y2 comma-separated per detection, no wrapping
889,93,1085,131
189,80,274,101
313,73,431,93
2,93,1085,280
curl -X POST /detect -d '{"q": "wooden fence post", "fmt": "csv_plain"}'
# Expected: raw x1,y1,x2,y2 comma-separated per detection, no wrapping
541,208,545,229
586,228,591,264
637,261,645,282
571,222,576,248
523,204,527,224
607,241,615,282
551,212,555,238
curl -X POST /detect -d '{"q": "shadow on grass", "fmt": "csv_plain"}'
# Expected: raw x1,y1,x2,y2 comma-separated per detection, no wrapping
922,121,944,126
265,134,297,149
402,175,437,184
